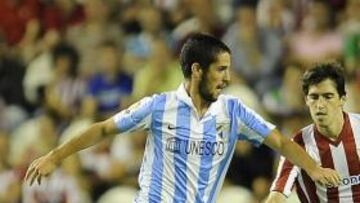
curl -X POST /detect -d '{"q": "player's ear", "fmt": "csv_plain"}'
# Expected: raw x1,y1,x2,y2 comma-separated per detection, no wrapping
191,63,203,79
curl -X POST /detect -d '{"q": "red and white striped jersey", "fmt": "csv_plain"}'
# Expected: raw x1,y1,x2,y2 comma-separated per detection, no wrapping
271,113,360,203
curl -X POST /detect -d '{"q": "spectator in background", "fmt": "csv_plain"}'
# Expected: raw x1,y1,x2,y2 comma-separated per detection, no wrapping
43,42,85,121
172,0,224,52
0,132,22,203
83,40,133,120
338,0,360,114
257,0,295,36
42,0,85,34
222,0,283,97
267,0,343,115
23,29,60,107
66,0,123,77
124,5,173,73
0,36,29,132
338,0,360,75
131,39,182,100
286,0,343,67
0,0,40,47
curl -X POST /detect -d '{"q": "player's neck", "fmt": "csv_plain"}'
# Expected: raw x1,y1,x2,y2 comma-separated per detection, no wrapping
185,81,211,118
317,114,345,140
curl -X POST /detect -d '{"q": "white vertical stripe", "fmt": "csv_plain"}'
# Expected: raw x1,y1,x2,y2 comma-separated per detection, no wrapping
160,95,177,202
185,114,203,203
285,166,300,195
347,113,360,202
203,159,220,202
136,131,156,201
301,126,327,202
210,142,236,203
330,143,353,203
270,157,284,191
349,114,360,162
270,156,299,196
203,114,230,202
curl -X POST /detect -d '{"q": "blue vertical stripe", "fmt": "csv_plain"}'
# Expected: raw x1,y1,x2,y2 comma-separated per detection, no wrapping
195,117,217,203
148,95,167,202
208,99,238,203
173,102,191,203
116,97,154,131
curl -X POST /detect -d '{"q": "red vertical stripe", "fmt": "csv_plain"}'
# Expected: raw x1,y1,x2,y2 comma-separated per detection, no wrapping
296,132,320,203
275,131,304,192
274,159,295,192
341,114,360,202
314,130,339,202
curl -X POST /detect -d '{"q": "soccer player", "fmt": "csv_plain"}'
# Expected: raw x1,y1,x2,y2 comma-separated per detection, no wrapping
25,33,340,203
266,63,360,203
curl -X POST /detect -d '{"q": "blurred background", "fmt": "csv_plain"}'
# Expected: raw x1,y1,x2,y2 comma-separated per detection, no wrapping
0,0,359,202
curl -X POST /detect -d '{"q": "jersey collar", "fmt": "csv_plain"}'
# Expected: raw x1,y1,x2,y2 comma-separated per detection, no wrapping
175,83,223,120
175,83,194,107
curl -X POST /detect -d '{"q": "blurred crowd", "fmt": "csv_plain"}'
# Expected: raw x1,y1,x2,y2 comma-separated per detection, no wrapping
0,0,359,202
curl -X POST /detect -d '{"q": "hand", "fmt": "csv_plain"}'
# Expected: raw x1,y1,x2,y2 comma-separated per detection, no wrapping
308,166,341,187
265,192,287,203
24,153,58,186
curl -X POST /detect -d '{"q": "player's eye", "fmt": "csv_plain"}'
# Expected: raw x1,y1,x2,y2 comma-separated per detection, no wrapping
323,94,335,100
308,95,319,100
217,66,227,72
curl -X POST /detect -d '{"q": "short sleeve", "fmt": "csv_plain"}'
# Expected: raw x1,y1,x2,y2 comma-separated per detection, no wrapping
233,99,276,146
270,156,299,197
112,96,155,133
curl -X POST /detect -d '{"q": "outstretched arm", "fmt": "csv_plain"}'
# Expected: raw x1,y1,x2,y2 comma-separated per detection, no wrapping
25,118,119,185
263,129,341,187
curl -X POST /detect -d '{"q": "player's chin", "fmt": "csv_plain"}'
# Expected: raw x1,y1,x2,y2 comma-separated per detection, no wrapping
211,93,220,101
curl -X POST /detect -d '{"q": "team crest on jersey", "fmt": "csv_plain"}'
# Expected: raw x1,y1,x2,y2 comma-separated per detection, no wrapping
216,122,229,140
216,125,224,138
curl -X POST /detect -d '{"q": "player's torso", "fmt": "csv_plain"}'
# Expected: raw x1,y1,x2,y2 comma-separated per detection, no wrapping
136,94,237,203
298,113,360,202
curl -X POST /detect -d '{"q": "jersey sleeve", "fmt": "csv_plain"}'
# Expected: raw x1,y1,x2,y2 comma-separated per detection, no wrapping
234,99,276,146
112,96,155,133
270,156,299,197
270,132,304,197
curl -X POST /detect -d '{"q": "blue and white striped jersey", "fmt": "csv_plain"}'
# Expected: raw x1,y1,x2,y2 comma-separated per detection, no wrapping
112,84,275,203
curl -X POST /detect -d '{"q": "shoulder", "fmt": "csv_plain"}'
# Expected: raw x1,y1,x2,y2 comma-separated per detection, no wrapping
293,124,314,145
348,112,360,121
150,91,177,107
220,94,250,110
219,94,242,104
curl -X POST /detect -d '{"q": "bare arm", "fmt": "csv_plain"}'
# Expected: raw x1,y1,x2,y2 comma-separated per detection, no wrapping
25,118,119,185
263,129,341,186
50,119,118,161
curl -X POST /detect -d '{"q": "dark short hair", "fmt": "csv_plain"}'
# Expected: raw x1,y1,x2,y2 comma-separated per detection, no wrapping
52,42,79,78
179,33,231,79
302,62,346,97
